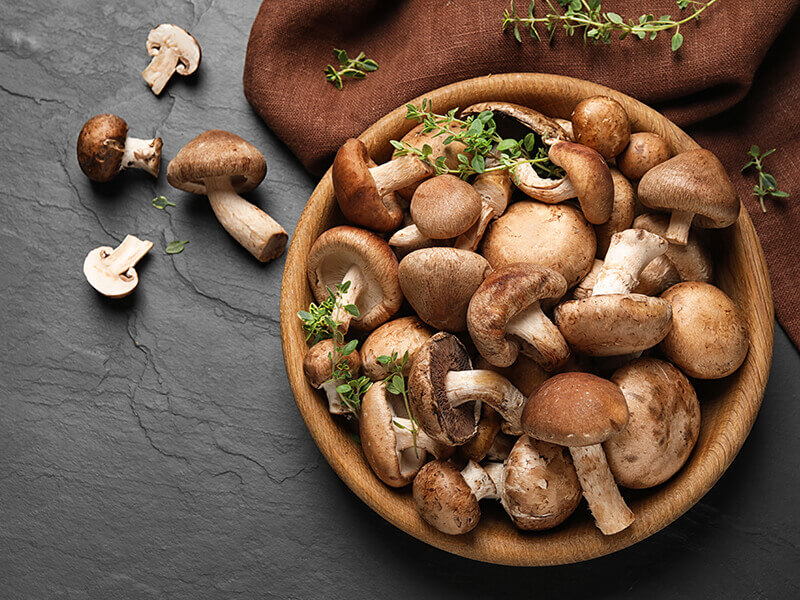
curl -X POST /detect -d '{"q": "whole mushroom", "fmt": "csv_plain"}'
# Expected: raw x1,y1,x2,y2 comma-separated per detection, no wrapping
303,338,362,415
617,132,671,180
454,169,513,251
83,235,153,298
77,114,162,182
570,96,631,159
359,316,434,380
595,168,636,257
573,257,680,300
633,213,714,283
141,24,201,95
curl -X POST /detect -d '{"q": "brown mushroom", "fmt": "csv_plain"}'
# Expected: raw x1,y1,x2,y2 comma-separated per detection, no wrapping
617,132,671,180
410,174,482,239
83,235,152,298
570,96,631,159
302,338,362,415
459,404,503,462
575,255,680,300
632,213,714,283
454,169,513,251
77,114,162,182
475,354,549,398
359,316,435,380
595,168,636,256
141,24,201,95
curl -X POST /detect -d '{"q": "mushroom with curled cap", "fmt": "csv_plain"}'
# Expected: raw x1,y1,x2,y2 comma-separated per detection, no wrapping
454,168,513,251
604,358,701,488
302,338,362,415
595,168,635,257
360,381,453,487
523,372,634,535
468,264,569,371
307,226,402,334
359,316,434,381
617,132,672,180
408,333,528,445
659,282,749,379
633,213,714,283
77,114,162,182
570,96,631,159
167,130,287,262
141,24,201,95
83,235,153,298
638,149,739,246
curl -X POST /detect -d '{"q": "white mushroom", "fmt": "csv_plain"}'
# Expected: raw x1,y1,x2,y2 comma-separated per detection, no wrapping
83,235,153,298
142,24,201,95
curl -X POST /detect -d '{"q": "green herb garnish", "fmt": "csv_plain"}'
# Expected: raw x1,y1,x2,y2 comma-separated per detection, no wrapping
152,195,176,210
378,351,420,457
324,49,379,90
165,240,189,254
742,145,789,213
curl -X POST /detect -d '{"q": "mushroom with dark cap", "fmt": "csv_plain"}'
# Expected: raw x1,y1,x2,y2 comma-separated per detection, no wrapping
359,316,434,380
302,338,362,415
595,168,635,257
77,114,162,182
83,235,153,298
617,132,671,180
141,24,201,95
570,96,631,159
167,130,287,262
633,213,714,283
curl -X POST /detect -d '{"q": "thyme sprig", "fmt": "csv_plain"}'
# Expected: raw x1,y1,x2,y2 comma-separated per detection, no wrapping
377,351,420,457
502,0,719,51
324,49,379,90
742,145,789,213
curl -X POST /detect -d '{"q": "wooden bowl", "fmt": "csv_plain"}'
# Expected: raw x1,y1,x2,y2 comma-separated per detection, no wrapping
279,74,774,565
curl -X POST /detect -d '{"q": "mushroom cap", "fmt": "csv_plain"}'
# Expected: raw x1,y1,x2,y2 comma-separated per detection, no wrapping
408,332,478,446
83,244,149,298
333,138,404,232
146,24,201,74
410,175,482,239
398,248,491,332
638,149,739,228
604,358,701,488
555,295,673,356
167,130,266,195
522,372,629,446
302,338,361,388
481,201,596,287
547,141,614,225
461,102,568,142
595,168,635,257
660,282,749,379
617,132,671,180
632,213,714,283
307,226,403,331
467,264,567,367
413,460,481,535
360,316,435,380
77,114,128,182
459,404,503,462
570,96,631,159
502,436,582,530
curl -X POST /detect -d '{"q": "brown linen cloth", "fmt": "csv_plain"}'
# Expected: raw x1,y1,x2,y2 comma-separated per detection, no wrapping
244,0,800,346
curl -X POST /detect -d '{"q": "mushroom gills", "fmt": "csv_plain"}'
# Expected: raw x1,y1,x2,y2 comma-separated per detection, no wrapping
444,370,527,435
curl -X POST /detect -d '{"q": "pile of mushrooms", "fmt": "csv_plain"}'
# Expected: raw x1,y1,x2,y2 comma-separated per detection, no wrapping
301,95,749,537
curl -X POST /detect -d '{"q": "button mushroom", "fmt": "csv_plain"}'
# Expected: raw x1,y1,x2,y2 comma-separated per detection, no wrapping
167,130,288,262
638,149,739,246
523,372,634,535
570,96,631,159
359,316,434,380
303,338,362,415
604,358,701,488
632,213,714,283
83,235,153,298
468,264,569,371
307,226,402,334
617,132,672,180
402,174,482,241
77,114,162,182
595,168,635,257
660,282,749,379
141,24,201,95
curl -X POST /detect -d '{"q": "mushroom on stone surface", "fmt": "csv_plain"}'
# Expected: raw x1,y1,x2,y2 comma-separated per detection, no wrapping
359,316,435,381
570,96,631,159
83,235,153,298
604,358,701,488
660,282,749,379
617,132,671,180
167,129,287,262
307,226,402,334
77,114,162,182
595,168,635,257
638,149,739,246
141,24,201,95
303,338,362,415
523,372,634,535
468,263,569,371
454,169,513,251
633,213,714,283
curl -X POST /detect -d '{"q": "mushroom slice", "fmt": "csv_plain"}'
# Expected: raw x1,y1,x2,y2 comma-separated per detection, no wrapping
617,132,672,180
142,24,201,95
633,213,714,283
570,96,631,159
454,169,513,251
77,114,162,182
468,264,569,371
359,316,435,381
595,169,635,257
307,226,402,333
83,235,153,298
605,358,701,488
638,149,739,245
303,339,362,415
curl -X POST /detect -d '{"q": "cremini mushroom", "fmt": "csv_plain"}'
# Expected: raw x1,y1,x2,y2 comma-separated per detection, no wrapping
459,404,503,462
141,24,201,95
605,358,701,488
454,169,513,251
633,213,714,283
571,96,631,159
167,130,287,262
475,354,549,398
77,114,162,182
359,316,434,380
83,235,153,298
660,282,749,379
468,264,569,371
617,132,671,180
638,149,739,245
523,372,634,535
595,168,635,257
303,338,362,415
575,255,680,300
306,226,402,333
410,174,482,239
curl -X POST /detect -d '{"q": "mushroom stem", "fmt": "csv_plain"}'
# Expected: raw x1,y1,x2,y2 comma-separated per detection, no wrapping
330,264,365,333
461,460,499,501
664,210,694,246
142,46,181,95
321,380,348,415
569,444,634,535
392,418,444,458
507,301,570,371
102,235,154,275
369,156,431,197
513,162,575,202
593,229,668,296
121,136,162,177
444,370,527,435
454,201,494,251
204,176,288,263
388,224,433,250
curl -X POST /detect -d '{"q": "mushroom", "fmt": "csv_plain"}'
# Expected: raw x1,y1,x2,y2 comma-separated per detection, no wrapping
83,235,153,298
398,248,491,332
552,118,575,140
632,213,714,283
617,132,671,180
167,130,287,262
481,201,596,288
638,149,739,245
77,114,162,182
459,404,503,462
595,168,635,257
454,169,513,251
575,255,680,300
408,174,482,239
468,264,570,371
604,358,701,488
359,316,434,380
360,381,452,487
570,96,631,159
307,226,402,333
302,338,362,415
523,372,634,535
408,332,528,445
141,24,201,95
660,282,749,379
475,354,549,398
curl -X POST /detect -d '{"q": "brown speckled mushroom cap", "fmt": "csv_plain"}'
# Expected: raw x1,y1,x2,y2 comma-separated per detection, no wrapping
570,96,631,159
547,141,614,225
604,358,701,489
522,372,629,447
77,114,129,182
302,338,361,388
167,130,266,195
410,175,482,239
633,213,714,283
617,132,672,180
307,226,402,331
461,102,568,142
393,121,468,199
595,168,635,257
360,316,434,381
413,460,482,535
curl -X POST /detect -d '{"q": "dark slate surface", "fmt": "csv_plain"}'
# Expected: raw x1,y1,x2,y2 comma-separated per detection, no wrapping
1,1,798,598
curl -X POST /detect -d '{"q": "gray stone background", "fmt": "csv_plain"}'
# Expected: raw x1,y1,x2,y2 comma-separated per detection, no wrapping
1,1,798,598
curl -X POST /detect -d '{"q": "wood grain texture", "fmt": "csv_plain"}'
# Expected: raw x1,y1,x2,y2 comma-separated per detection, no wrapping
279,74,774,566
